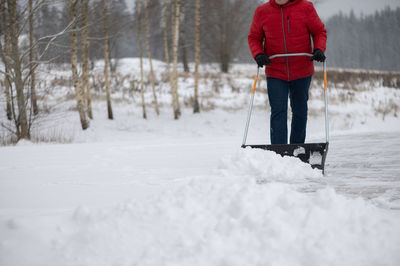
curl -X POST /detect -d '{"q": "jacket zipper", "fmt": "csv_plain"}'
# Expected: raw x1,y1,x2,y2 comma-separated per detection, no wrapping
280,7,290,81
287,16,290,34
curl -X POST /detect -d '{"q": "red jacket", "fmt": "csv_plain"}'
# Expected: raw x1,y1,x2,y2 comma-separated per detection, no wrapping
248,0,327,81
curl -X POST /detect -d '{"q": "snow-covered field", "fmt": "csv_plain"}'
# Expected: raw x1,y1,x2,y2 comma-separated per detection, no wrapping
0,59,399,266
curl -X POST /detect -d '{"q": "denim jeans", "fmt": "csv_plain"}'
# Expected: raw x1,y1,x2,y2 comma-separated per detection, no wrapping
267,76,312,144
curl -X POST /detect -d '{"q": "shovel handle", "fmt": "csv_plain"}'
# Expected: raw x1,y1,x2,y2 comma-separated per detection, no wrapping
243,53,329,146
323,61,328,91
269,53,328,91
242,67,260,146
323,61,329,142
269,53,313,60
252,74,258,94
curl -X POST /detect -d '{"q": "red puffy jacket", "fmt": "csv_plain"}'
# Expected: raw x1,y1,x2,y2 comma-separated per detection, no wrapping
248,0,327,81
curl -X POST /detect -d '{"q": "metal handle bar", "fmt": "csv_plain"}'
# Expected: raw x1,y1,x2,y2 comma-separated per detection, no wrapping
242,53,329,147
269,53,313,59
269,53,327,73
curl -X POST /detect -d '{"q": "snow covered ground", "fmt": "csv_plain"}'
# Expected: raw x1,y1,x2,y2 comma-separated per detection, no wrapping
0,59,399,265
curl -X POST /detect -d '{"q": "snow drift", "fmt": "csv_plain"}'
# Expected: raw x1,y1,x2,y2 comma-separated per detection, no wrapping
1,148,399,266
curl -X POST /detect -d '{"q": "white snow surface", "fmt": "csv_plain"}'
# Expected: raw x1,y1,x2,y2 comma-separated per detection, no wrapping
1,58,400,266
1,144,400,266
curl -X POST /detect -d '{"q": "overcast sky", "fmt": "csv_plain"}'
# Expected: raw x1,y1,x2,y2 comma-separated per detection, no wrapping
314,0,400,19
125,0,400,20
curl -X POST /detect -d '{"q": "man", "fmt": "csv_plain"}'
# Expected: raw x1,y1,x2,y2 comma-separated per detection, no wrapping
248,0,327,144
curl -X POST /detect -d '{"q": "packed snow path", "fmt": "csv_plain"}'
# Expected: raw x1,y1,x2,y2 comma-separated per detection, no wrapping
326,132,400,207
0,130,399,266
1,132,399,210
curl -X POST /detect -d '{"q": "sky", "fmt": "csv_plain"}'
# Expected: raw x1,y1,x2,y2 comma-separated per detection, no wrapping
314,0,400,19
126,0,400,20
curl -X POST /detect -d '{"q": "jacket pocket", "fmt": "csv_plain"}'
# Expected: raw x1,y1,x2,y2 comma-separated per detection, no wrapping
287,16,290,34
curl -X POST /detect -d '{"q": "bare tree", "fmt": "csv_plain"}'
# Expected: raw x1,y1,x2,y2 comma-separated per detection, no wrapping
137,0,147,119
162,0,170,69
170,0,175,41
81,0,93,119
0,0,80,139
5,0,29,138
162,0,174,114
29,0,38,115
179,0,189,73
145,0,159,115
171,0,181,119
70,0,89,130
1,0,12,120
193,0,200,113
103,0,113,119
202,0,255,72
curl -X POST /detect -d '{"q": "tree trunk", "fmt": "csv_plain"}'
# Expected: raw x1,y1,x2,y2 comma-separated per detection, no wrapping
170,0,175,41
221,53,229,73
193,0,200,113
8,0,29,139
162,0,174,115
162,0,170,68
103,0,113,119
145,0,159,115
171,0,181,119
180,0,189,73
70,0,88,130
137,0,147,119
81,0,93,119
29,0,38,115
1,0,12,120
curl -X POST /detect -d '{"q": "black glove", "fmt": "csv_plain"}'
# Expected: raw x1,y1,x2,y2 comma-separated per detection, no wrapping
255,53,271,68
311,49,326,62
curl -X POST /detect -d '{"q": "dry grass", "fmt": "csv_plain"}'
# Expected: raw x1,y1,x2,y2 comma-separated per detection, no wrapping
0,131,18,146
50,76,72,87
30,131,75,144
313,69,400,90
17,66,398,145
374,99,399,120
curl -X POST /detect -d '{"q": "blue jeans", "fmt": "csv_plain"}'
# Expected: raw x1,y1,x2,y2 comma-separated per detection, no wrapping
267,76,312,144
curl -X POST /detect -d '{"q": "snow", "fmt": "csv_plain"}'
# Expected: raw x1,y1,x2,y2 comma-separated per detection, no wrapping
0,58,400,265
309,151,323,166
1,144,400,266
293,146,306,157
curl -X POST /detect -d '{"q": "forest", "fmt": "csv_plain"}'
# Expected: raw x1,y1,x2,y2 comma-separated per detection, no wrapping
30,1,400,71
0,0,399,142
325,7,400,70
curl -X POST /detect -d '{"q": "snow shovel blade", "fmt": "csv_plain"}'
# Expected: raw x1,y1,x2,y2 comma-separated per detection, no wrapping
241,142,329,173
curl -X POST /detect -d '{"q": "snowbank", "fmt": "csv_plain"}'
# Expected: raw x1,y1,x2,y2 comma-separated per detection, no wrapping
1,148,399,266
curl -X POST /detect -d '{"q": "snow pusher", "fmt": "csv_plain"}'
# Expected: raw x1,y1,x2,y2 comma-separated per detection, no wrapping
241,53,329,174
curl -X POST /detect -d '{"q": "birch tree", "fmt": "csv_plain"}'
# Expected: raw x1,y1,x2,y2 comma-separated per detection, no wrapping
162,0,173,109
171,0,181,119
193,0,200,113
170,0,175,40
1,0,12,120
29,0,38,115
162,0,170,69
5,0,29,138
137,0,147,119
70,0,89,130
1,0,80,138
145,0,159,115
103,0,113,119
81,0,92,119
179,0,189,73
